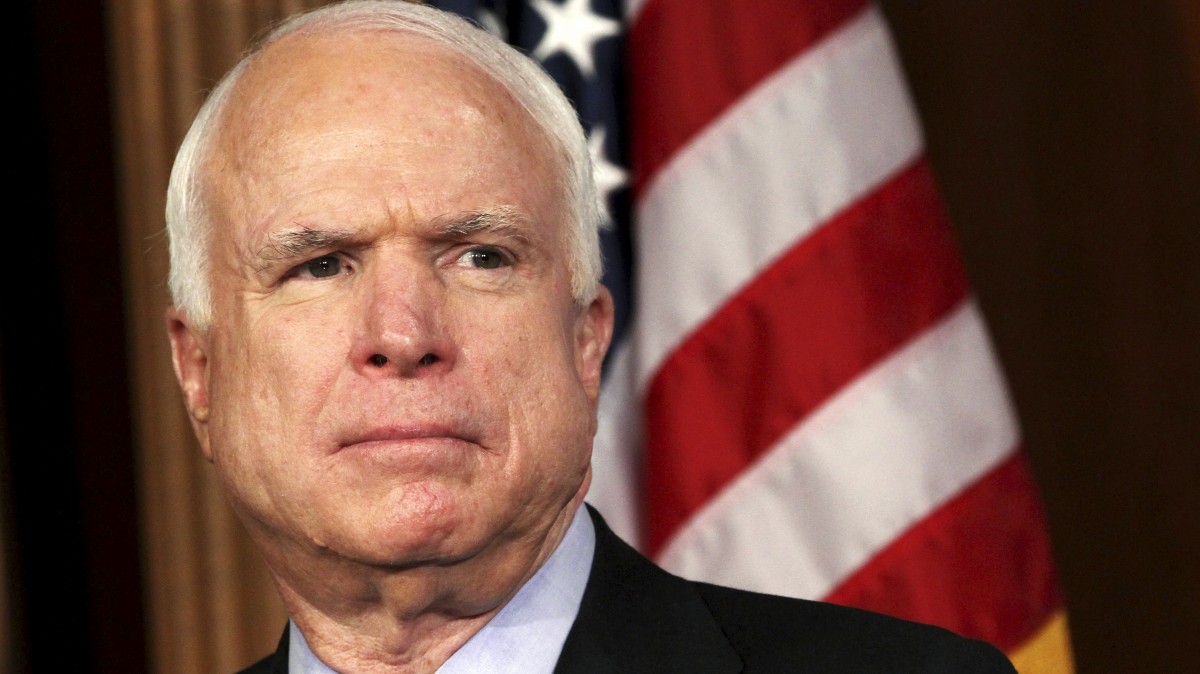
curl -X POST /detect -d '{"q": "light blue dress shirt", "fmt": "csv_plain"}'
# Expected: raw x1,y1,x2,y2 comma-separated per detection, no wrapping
290,507,595,673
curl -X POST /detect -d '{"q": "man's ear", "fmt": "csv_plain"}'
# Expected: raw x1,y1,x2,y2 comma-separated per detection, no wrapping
575,285,615,404
166,307,214,461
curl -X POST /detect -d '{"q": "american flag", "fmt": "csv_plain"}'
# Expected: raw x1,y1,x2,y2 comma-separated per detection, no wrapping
428,0,1072,668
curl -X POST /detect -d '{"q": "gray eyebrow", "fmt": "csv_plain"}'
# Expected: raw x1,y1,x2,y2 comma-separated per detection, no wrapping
435,207,532,242
257,226,354,266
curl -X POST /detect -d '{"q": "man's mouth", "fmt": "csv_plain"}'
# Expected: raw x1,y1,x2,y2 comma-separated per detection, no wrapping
336,422,480,457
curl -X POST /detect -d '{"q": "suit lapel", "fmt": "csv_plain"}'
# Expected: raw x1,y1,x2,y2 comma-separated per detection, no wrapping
553,506,742,674
255,509,741,673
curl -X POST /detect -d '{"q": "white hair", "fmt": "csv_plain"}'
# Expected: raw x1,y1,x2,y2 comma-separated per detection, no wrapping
166,0,603,327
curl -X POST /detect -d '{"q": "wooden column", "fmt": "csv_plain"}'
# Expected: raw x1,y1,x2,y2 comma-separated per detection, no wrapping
107,1,327,671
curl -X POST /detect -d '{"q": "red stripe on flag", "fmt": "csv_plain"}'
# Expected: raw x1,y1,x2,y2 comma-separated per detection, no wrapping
823,451,1064,652
629,0,867,195
644,159,968,555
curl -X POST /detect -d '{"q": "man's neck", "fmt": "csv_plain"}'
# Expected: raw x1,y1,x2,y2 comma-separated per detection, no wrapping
261,496,586,673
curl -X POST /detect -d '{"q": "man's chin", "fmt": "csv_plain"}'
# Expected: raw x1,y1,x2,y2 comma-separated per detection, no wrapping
305,501,502,570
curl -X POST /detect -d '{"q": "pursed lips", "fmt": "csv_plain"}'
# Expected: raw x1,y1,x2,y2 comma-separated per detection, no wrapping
336,423,479,455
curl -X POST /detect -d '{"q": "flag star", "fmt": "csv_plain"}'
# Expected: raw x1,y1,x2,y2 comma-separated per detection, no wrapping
476,7,507,41
588,125,627,228
530,0,620,77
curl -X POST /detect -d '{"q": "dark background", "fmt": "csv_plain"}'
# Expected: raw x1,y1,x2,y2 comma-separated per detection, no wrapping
5,1,146,672
4,1,1198,672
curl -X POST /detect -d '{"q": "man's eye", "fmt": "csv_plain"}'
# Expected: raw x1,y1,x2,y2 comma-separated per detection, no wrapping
460,248,508,270
298,255,343,279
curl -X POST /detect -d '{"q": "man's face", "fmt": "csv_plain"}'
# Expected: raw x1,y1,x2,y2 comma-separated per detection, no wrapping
169,32,612,570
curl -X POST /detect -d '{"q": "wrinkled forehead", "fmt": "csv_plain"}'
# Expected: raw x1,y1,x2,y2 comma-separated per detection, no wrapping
200,27,568,229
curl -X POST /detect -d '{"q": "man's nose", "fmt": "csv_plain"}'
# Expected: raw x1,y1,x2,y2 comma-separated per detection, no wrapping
353,261,456,378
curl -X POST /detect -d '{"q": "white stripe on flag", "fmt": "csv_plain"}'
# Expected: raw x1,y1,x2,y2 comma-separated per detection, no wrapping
656,301,1019,599
633,6,922,390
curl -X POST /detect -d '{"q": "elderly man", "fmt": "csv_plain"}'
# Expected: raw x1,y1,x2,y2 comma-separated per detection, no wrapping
164,2,1016,672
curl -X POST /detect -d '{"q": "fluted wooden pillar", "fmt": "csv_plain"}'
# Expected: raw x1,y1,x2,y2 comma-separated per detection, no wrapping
107,1,328,671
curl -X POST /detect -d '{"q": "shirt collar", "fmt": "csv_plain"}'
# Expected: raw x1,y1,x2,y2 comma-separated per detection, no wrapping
289,506,596,674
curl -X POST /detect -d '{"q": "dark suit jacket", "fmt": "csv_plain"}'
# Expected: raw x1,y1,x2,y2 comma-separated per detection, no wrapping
239,506,1016,673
